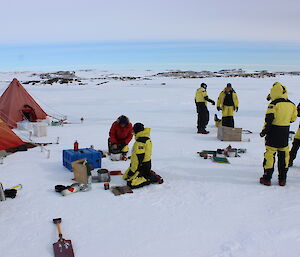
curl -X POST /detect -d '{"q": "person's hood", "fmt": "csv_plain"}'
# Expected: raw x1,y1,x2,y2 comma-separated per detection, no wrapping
135,128,151,139
270,82,286,101
223,88,234,94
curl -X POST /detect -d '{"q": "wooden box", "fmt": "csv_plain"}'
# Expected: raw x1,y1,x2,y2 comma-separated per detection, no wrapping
217,126,242,141
71,158,88,184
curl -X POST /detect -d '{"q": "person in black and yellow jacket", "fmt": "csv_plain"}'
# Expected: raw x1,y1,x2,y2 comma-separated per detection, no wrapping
289,103,300,167
122,123,163,188
195,83,215,134
266,82,288,101
259,83,297,186
217,83,239,128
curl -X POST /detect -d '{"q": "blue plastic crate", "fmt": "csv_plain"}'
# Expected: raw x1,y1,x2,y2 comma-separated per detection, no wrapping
63,148,102,171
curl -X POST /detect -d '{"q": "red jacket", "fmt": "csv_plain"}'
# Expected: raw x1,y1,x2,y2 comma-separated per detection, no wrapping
109,121,133,145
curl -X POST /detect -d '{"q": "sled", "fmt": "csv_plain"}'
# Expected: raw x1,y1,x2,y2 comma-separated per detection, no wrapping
111,186,133,196
211,156,230,164
53,218,75,257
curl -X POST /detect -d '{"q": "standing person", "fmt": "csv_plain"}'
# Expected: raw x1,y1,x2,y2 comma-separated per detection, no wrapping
122,123,163,188
259,83,297,186
108,115,133,159
217,83,239,128
289,103,300,167
195,83,215,134
266,82,288,101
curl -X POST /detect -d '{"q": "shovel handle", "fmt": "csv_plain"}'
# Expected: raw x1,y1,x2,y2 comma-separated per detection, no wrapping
53,218,63,240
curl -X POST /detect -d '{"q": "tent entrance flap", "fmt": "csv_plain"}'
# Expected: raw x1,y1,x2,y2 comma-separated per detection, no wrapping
21,105,37,122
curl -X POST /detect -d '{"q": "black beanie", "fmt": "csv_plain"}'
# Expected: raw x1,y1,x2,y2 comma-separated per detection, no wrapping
227,83,232,87
133,123,144,134
117,115,129,126
201,83,207,89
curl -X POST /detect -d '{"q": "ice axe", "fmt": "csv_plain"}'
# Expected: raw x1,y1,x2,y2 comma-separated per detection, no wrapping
53,218,75,257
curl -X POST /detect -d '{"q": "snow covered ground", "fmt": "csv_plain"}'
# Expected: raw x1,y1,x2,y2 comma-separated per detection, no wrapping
0,70,300,257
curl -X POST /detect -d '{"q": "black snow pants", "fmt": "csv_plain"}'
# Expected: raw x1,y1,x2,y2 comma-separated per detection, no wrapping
196,102,209,132
222,116,234,128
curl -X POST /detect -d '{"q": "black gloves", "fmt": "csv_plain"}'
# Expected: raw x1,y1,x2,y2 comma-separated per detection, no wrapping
210,100,216,105
4,189,17,199
217,107,221,111
235,107,239,112
119,142,126,150
260,131,266,137
55,185,68,193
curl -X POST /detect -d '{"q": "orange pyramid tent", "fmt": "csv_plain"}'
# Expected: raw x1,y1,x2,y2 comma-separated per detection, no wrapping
0,78,47,128
0,119,25,151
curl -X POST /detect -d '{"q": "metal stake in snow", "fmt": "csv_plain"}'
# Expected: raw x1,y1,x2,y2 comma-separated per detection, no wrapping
39,145,51,159
0,183,6,201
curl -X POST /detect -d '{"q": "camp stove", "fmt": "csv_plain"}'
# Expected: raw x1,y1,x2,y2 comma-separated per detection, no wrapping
92,169,110,182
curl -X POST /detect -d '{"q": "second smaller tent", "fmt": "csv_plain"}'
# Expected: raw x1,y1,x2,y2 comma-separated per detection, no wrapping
0,119,25,151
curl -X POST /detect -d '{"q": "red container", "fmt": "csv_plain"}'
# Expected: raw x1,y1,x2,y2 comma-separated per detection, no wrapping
104,183,110,190
74,141,78,152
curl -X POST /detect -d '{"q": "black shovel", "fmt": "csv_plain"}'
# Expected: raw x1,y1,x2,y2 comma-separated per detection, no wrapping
53,218,75,257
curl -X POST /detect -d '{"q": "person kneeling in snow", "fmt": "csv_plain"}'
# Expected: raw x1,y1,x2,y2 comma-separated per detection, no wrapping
108,115,133,159
122,123,163,188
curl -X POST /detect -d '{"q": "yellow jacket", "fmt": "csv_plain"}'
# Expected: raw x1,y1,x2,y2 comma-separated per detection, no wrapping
262,83,297,148
217,89,239,117
123,128,152,180
295,103,300,140
268,82,288,100
217,89,239,109
295,127,300,140
195,88,208,104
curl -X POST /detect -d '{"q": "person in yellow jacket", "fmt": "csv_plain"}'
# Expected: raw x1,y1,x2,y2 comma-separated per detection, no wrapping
122,123,163,188
217,83,239,127
266,82,288,101
195,83,215,134
289,103,300,167
259,83,297,186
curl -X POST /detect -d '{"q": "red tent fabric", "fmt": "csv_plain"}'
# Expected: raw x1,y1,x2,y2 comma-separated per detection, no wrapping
0,78,47,128
0,119,25,151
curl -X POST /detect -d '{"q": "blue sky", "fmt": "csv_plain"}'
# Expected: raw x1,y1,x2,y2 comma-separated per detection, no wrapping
1,41,300,72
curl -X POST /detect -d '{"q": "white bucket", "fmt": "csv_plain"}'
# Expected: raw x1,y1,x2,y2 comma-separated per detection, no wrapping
110,153,122,161
32,122,48,137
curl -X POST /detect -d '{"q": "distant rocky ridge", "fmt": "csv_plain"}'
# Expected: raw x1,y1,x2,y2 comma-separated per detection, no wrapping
155,69,300,78
23,71,152,85
20,69,300,86
25,71,83,85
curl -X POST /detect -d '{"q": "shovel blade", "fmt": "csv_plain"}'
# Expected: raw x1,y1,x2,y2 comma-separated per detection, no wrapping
53,239,75,257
